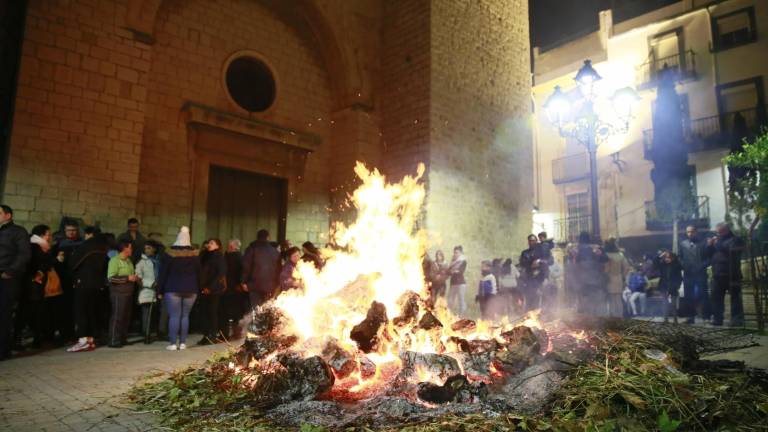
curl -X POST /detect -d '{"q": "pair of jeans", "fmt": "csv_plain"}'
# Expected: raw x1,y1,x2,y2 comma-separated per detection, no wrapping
622,290,646,315
683,272,710,320
711,276,744,325
165,293,197,345
448,284,467,316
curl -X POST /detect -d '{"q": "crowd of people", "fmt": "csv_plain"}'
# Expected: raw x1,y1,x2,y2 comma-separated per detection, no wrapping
423,223,746,327
0,204,324,360
0,200,749,361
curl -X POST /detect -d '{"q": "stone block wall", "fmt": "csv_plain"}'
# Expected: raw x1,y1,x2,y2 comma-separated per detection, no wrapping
3,0,150,232
138,0,333,244
425,0,533,297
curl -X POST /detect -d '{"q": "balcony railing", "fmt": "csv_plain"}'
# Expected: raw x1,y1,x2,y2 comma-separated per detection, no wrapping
643,107,767,159
645,195,710,231
553,214,592,244
637,50,697,89
552,153,590,185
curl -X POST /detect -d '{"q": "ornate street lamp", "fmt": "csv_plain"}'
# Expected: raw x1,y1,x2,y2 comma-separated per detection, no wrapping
543,60,639,241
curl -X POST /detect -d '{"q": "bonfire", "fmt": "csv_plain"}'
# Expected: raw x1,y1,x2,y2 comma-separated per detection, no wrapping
131,163,768,431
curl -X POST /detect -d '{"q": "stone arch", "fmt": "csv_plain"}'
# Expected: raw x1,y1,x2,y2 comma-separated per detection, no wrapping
123,0,368,110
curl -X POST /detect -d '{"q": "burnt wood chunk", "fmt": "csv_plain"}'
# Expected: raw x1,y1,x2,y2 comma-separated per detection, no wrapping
400,351,461,382
467,338,500,353
359,355,377,379
450,319,477,333
393,292,420,326
500,326,541,355
417,311,443,331
321,339,356,379
252,355,335,407
416,374,487,404
238,334,298,366
249,306,284,336
350,301,388,353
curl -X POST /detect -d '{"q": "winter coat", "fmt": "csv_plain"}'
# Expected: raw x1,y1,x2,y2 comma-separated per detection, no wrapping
26,242,55,301
241,240,280,296
656,257,683,296
574,243,609,290
605,252,630,295
69,236,109,291
449,256,467,286
0,221,30,277
519,247,550,285
279,261,302,292
135,253,159,303
679,236,709,275
200,250,227,295
158,247,201,295
225,251,243,291
706,232,744,281
478,273,498,297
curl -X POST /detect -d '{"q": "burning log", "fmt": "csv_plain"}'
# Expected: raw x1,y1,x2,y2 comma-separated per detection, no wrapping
252,354,336,406
392,292,420,326
359,355,377,380
445,336,499,354
321,339,357,379
450,319,476,333
500,326,541,355
416,374,488,404
249,306,285,336
350,301,388,353
238,334,298,365
400,351,462,382
417,311,443,331
449,351,494,379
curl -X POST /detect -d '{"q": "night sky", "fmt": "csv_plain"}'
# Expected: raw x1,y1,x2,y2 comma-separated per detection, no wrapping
530,0,681,50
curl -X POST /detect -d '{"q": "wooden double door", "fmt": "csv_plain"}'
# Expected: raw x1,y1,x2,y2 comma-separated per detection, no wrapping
205,165,287,245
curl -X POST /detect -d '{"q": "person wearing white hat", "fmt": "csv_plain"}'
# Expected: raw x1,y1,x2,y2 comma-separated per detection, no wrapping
157,227,200,350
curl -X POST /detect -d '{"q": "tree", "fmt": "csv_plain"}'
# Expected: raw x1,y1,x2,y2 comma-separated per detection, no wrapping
724,130,767,235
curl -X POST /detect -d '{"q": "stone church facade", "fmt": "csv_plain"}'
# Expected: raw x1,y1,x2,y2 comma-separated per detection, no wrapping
2,0,532,270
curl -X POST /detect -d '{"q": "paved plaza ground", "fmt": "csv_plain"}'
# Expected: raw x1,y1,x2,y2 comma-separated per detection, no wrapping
1,331,766,432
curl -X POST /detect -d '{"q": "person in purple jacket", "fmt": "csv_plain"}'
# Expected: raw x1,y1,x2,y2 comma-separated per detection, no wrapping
157,227,200,351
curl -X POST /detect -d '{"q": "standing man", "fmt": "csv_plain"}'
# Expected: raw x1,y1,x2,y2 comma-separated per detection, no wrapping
0,205,31,360
241,229,280,310
53,219,83,343
679,225,710,323
106,241,137,347
447,246,468,316
519,234,549,312
706,223,745,327
67,226,108,352
117,218,146,264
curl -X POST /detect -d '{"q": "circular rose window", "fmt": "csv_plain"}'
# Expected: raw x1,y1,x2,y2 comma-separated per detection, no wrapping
225,56,276,112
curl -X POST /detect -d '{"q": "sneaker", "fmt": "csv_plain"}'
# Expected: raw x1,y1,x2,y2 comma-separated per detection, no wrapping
179,343,187,350
166,344,178,351
67,339,94,352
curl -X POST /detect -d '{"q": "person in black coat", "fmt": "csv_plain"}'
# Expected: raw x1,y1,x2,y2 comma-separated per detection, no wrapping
705,223,745,326
241,229,280,310
223,239,245,337
197,238,227,345
573,232,608,315
0,205,30,360
67,227,109,351
655,250,683,323
14,225,54,349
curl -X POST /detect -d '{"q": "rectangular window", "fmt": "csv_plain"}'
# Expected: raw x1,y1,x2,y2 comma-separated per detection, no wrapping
716,77,766,134
565,192,590,241
712,7,757,51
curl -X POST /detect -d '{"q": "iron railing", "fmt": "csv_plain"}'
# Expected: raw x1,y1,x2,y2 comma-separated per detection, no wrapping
643,107,766,159
553,214,592,244
551,153,590,185
644,195,710,231
637,50,697,88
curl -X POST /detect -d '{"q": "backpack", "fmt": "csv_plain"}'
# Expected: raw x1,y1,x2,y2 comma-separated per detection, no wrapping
627,273,646,292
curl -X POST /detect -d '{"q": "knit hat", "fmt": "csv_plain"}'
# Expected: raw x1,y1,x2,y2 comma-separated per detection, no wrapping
173,226,191,247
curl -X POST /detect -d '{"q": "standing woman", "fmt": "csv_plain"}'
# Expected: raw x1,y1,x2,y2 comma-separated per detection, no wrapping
158,227,200,351
135,241,161,343
106,241,136,348
20,225,56,348
198,238,226,345
427,250,449,307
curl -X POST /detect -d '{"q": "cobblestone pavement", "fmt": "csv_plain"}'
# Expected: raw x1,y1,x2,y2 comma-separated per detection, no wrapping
0,330,765,432
0,336,233,432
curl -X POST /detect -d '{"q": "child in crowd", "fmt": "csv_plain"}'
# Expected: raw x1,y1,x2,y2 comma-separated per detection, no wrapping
622,264,648,316
476,260,497,319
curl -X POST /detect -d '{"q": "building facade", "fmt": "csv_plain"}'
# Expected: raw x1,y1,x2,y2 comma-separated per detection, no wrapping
532,0,768,252
0,0,534,294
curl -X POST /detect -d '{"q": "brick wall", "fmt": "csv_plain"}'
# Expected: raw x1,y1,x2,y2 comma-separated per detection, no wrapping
138,0,333,244
426,0,533,303
3,0,150,232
